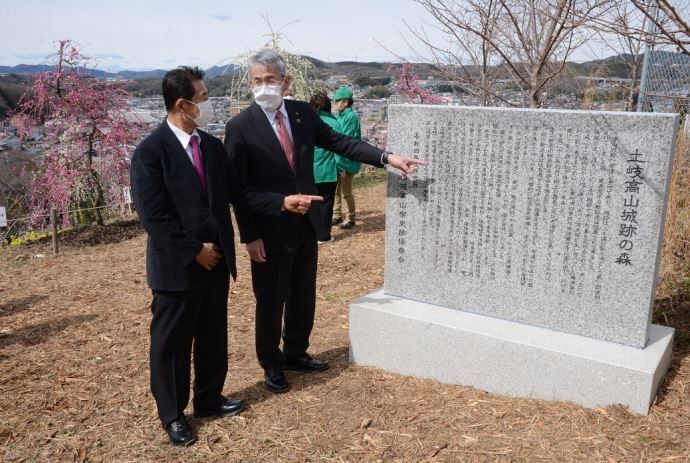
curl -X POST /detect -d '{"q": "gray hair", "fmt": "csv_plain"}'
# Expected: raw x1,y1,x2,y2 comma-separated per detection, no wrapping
248,48,287,77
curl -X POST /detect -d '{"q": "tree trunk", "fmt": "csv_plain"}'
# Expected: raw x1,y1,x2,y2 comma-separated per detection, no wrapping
627,63,640,112
529,87,540,108
92,171,105,226
86,124,104,226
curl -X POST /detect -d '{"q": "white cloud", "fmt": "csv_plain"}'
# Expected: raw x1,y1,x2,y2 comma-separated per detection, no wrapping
209,13,232,21
94,53,125,60
13,52,53,62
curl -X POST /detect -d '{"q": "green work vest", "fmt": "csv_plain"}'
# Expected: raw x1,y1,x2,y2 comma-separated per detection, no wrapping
335,107,362,174
313,111,341,183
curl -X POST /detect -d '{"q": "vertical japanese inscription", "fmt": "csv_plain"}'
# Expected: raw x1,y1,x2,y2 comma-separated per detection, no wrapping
392,111,626,300
615,149,645,266
385,106,677,347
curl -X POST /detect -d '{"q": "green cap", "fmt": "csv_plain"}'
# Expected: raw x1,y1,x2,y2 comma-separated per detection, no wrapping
332,86,353,101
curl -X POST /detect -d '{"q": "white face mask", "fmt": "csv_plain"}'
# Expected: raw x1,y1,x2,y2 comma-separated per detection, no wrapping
252,83,284,110
184,99,215,127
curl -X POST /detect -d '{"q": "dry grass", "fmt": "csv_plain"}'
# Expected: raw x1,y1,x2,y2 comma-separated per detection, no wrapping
656,129,690,352
1,156,689,462
658,128,690,288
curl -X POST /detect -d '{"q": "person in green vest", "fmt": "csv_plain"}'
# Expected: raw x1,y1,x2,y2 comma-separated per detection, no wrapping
309,92,341,244
332,86,361,230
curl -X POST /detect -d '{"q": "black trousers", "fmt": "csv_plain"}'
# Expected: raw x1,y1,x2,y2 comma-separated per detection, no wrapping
251,217,318,368
149,265,229,427
315,181,338,241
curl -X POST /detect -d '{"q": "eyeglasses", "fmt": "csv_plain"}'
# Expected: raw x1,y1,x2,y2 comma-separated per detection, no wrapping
251,78,284,89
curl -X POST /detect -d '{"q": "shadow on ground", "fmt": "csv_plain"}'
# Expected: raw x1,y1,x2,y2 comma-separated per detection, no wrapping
201,345,350,418
652,289,690,403
335,211,385,237
0,295,48,318
0,314,98,353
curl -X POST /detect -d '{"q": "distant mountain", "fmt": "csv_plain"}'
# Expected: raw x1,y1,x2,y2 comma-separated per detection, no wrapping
0,64,166,80
1,52,669,98
114,69,167,79
205,64,240,79
298,56,401,78
0,64,110,77
0,53,653,83
0,64,56,75
0,63,239,80
0,74,30,119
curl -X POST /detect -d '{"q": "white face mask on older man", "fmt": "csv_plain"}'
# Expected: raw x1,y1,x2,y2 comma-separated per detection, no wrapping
252,83,284,110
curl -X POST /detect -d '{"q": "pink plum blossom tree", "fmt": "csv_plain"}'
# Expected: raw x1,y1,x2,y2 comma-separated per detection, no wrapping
394,63,444,104
12,40,145,226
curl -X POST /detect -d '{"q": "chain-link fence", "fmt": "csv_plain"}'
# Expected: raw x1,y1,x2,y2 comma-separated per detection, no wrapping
639,47,690,114
637,3,690,114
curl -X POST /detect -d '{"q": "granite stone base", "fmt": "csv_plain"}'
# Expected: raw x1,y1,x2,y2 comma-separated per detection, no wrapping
349,289,674,415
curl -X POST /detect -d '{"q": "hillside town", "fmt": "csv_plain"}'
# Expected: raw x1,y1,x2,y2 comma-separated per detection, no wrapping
2,56,688,158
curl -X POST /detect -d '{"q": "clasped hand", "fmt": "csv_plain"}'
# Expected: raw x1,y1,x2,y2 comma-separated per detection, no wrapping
195,243,223,270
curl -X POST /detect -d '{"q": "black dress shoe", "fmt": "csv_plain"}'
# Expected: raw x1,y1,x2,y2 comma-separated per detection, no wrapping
264,365,290,393
194,396,245,418
165,416,195,447
283,354,330,372
331,217,343,226
339,220,355,229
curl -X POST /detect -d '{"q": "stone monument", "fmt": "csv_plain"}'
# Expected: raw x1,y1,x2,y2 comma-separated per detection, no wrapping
349,105,679,414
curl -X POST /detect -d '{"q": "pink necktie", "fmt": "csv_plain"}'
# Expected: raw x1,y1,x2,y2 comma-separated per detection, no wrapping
274,111,295,171
189,136,207,192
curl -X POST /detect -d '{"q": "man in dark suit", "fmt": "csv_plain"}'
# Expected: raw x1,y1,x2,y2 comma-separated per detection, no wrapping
131,66,245,446
224,49,424,394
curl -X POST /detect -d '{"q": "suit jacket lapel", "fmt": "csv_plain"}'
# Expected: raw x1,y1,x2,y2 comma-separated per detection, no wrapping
161,122,207,197
250,102,296,174
285,100,304,173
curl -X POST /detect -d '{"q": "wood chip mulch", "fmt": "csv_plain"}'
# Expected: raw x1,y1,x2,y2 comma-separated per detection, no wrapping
1,182,689,462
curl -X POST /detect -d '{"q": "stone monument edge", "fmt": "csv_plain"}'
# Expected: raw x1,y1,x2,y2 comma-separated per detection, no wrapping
644,113,680,346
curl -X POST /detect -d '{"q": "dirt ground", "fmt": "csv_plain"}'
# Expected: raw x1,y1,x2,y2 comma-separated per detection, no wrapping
0,181,689,462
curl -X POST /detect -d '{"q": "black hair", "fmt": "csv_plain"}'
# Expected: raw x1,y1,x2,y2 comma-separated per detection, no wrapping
309,92,331,113
162,66,205,111
341,98,354,108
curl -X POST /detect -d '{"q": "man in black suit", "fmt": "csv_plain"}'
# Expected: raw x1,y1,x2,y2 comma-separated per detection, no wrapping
224,49,424,394
131,66,245,446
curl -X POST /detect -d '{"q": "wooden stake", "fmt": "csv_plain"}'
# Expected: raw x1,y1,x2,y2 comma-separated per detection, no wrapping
51,207,58,257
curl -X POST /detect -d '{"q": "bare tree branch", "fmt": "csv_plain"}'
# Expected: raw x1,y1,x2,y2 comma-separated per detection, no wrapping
407,0,606,107
630,0,690,55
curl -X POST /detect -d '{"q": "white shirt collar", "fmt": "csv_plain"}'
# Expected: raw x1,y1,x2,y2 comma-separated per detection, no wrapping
259,100,288,123
166,118,199,150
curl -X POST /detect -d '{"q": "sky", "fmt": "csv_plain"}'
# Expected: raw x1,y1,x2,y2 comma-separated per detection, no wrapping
1,0,454,71
2,1,615,72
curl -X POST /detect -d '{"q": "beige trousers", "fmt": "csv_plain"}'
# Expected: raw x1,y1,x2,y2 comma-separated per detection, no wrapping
333,172,356,222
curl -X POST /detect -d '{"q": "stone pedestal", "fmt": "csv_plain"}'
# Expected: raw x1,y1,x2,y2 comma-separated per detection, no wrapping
350,290,673,415
348,105,679,414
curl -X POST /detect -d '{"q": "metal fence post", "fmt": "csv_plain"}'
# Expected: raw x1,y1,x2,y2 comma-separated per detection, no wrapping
637,0,659,112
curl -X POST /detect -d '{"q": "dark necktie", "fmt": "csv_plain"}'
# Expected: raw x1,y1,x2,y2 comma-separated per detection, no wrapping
274,111,295,171
189,136,207,192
